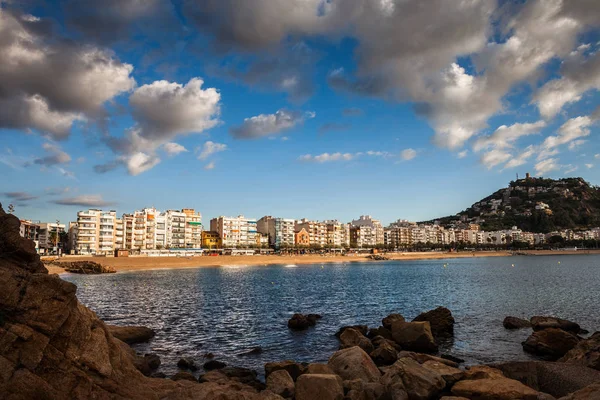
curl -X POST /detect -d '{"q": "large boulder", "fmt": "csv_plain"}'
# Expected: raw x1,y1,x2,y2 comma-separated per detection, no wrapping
451,378,542,400
559,332,600,371
133,353,161,376
339,328,374,353
413,307,455,338
106,325,156,344
421,361,464,387
367,326,393,340
288,313,321,330
198,366,265,391
503,316,532,329
522,328,580,360
344,380,387,400
391,321,438,353
328,346,381,382
382,314,405,330
305,363,334,375
558,382,600,400
531,316,581,334
397,351,459,368
370,340,398,366
266,370,295,398
265,360,307,381
335,325,369,338
463,366,505,380
295,374,344,400
380,358,445,400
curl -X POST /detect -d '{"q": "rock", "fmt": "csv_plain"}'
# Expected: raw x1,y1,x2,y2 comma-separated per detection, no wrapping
203,359,227,370
328,346,381,382
107,325,156,344
397,351,459,368
391,321,438,353
370,341,398,366
412,307,455,338
295,374,344,400
150,372,166,378
440,354,465,364
265,360,307,381
199,367,265,391
306,363,335,375
266,370,295,398
380,358,445,400
171,371,197,382
522,328,580,360
203,352,214,359
372,336,402,351
344,380,387,400
452,377,542,400
335,325,369,338
240,346,263,356
558,382,600,400
421,360,464,386
504,316,532,329
367,326,393,340
440,397,470,400
134,353,161,376
340,327,375,353
54,260,116,274
288,313,320,331
260,390,286,400
559,331,600,371
463,365,505,380
531,316,581,334
177,357,198,371
382,314,405,330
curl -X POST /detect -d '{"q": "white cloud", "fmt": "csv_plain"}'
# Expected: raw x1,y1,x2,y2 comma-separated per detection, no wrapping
568,139,587,151
564,165,578,174
204,162,215,170
473,121,546,152
400,148,417,161
585,163,594,169
535,158,561,175
457,150,468,159
595,154,600,159
541,116,592,151
162,142,188,156
503,146,536,169
230,109,314,139
197,141,227,160
53,194,114,207
34,142,71,166
125,152,160,176
480,149,512,169
299,152,354,163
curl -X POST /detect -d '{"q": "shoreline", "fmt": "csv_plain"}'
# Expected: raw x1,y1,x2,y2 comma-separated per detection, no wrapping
44,249,600,275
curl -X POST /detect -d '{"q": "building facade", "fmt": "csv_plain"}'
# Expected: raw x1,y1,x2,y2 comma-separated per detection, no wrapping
210,215,257,248
257,216,295,249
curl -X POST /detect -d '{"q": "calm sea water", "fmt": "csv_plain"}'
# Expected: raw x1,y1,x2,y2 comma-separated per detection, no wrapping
63,255,600,377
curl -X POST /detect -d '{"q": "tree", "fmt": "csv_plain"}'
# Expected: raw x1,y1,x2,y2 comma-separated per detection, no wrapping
7,204,15,214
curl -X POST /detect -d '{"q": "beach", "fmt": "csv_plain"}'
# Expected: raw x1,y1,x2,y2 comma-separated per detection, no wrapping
43,249,600,274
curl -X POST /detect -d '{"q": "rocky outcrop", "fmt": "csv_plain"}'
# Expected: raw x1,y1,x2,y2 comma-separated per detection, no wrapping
328,346,381,382
522,328,580,360
295,374,344,400
107,324,155,344
0,203,267,399
413,307,455,338
531,316,581,334
48,260,116,274
559,332,600,371
381,357,446,400
339,327,374,353
421,360,464,387
344,380,386,400
198,366,265,391
369,340,398,366
451,378,542,399
177,357,198,371
305,363,334,375
203,359,226,370
265,360,307,381
382,313,405,330
503,316,532,329
559,382,600,400
287,313,321,330
391,321,438,353
266,370,294,398
335,325,368,338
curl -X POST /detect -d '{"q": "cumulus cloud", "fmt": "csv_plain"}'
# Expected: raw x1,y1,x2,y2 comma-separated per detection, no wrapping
585,163,594,169
230,109,313,139
53,194,114,207
33,142,71,166
162,142,188,156
125,152,160,176
400,148,417,161
535,158,561,175
4,191,37,201
0,9,135,139
541,116,592,152
473,121,546,152
503,146,537,169
299,152,354,163
197,141,227,160
480,149,513,170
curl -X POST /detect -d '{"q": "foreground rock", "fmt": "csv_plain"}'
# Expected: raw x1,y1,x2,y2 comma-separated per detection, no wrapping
266,370,294,398
287,313,321,330
503,316,532,329
335,325,369,338
265,360,307,381
559,382,600,400
0,203,267,399
559,332,600,371
413,307,455,338
339,327,374,353
328,346,381,382
295,374,343,400
391,321,438,353
531,316,581,334
422,360,464,386
381,357,445,399
106,324,156,344
382,313,405,330
452,377,542,399
199,366,265,391
522,328,580,360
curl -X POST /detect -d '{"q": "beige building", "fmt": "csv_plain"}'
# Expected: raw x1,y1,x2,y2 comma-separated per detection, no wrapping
295,218,328,248
257,216,295,249
324,220,350,248
210,215,257,248
350,215,384,247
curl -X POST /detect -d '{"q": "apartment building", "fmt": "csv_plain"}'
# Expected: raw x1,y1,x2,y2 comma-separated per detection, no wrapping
183,208,202,248
351,215,384,247
164,210,186,248
19,220,38,241
324,220,350,248
132,208,159,250
295,218,328,248
73,210,116,255
257,216,295,249
210,215,257,248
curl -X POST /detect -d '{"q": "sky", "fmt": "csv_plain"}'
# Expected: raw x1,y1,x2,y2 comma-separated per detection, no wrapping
1,0,600,226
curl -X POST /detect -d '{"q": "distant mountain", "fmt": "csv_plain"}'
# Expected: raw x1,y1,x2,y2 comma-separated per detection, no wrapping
422,176,600,233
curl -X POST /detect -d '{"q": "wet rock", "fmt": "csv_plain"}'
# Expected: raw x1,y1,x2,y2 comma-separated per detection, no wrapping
266,370,295,398
171,371,197,382
421,361,464,387
452,377,541,399
265,360,307,381
370,340,398,366
295,374,344,400
340,327,374,353
288,313,320,331
522,328,580,360
531,316,581,334
107,325,156,344
380,357,445,400
328,346,381,382
412,307,455,338
203,359,227,370
382,313,405,330
440,354,465,364
397,351,459,368
177,357,198,371
203,352,214,359
306,363,335,375
240,346,263,356
504,316,532,329
134,353,161,376
335,325,369,338
463,365,505,380
391,321,438,353
367,326,393,340
559,331,600,370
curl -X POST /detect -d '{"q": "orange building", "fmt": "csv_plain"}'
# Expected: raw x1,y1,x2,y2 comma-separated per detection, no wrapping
295,228,309,246
201,231,222,249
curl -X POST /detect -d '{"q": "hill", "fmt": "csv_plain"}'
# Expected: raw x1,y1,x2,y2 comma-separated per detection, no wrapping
422,176,600,233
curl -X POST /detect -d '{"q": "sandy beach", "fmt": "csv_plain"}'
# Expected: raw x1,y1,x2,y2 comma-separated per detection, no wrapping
43,249,600,275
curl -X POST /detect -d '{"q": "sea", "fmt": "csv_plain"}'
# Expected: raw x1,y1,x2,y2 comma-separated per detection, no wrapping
63,254,600,378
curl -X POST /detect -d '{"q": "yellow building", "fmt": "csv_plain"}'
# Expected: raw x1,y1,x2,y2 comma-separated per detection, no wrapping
201,231,222,249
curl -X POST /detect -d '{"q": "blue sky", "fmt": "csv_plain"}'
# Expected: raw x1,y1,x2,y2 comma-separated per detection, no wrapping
1,1,600,225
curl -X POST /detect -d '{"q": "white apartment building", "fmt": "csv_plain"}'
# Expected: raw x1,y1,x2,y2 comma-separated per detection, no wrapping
164,210,186,248
210,215,257,248
351,215,384,245
183,208,202,248
295,218,328,248
132,208,159,250
74,210,116,255
324,220,350,248
257,216,295,249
